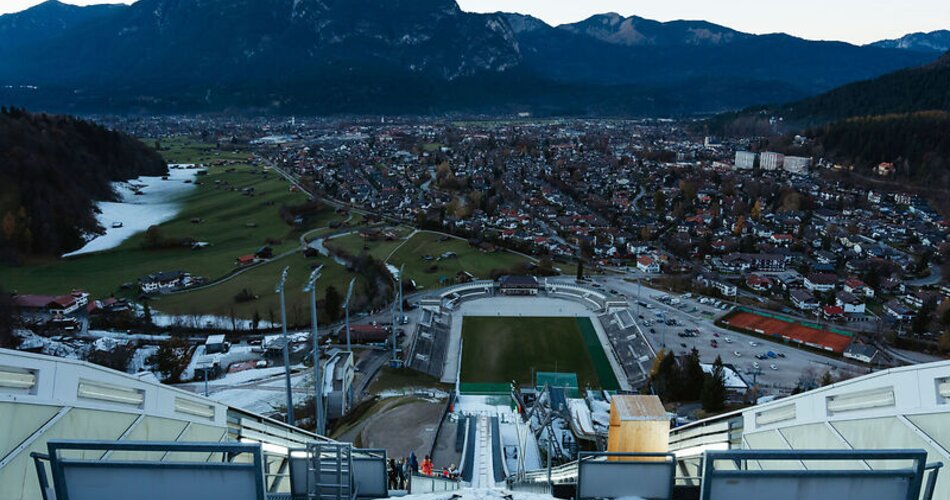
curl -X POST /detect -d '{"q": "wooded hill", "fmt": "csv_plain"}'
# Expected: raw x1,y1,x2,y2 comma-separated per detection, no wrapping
0,107,166,261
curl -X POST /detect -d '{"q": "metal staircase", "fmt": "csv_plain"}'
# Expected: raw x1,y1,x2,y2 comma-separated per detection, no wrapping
306,442,355,500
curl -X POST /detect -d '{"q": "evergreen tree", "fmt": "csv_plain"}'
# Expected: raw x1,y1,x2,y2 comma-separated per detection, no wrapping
0,287,15,348
576,260,584,281
324,286,341,323
150,337,191,382
649,349,682,402
913,298,937,334
142,302,153,325
701,355,727,413
681,348,705,401
252,310,262,332
938,330,950,354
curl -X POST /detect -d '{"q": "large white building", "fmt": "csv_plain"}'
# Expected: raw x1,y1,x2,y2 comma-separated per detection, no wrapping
734,151,756,170
784,155,812,174
760,151,785,171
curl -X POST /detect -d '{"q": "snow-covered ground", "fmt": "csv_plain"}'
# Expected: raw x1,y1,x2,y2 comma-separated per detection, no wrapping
378,388,451,401
400,490,558,500
456,395,513,415
499,412,542,474
151,313,277,330
129,345,159,373
701,362,749,389
63,165,200,257
192,368,313,415
84,329,170,342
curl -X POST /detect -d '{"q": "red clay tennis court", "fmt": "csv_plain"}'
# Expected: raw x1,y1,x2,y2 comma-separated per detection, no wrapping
724,311,852,354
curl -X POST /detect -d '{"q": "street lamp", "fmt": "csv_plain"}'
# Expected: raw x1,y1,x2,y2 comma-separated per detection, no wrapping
275,266,295,426
343,277,356,353
304,265,325,435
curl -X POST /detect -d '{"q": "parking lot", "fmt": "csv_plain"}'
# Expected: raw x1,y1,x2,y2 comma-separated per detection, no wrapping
592,276,867,392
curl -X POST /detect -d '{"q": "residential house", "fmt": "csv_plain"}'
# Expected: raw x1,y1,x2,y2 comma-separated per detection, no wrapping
804,273,837,292
904,290,939,310
843,343,879,364
822,305,844,321
139,271,191,295
835,290,866,314
746,274,772,292
636,255,660,273
769,234,794,246
13,291,89,321
791,289,819,310
235,254,259,266
843,278,875,298
697,273,737,297
884,299,914,321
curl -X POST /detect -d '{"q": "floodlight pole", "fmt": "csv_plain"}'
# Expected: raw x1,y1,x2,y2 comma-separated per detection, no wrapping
398,263,405,325
391,300,398,365
391,264,405,366
304,266,325,435
343,278,356,353
276,266,294,426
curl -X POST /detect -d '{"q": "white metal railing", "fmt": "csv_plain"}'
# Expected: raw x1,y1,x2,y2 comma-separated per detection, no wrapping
408,473,461,494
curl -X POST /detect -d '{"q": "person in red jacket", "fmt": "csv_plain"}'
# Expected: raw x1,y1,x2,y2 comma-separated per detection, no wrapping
420,455,434,476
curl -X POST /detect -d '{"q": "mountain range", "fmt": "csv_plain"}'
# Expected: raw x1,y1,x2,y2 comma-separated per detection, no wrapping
0,0,943,115
869,30,950,53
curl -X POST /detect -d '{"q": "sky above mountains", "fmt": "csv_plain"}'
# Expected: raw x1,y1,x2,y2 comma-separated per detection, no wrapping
2,0,948,45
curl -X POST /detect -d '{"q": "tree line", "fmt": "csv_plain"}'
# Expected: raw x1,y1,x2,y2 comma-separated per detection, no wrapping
805,112,950,188
648,348,728,414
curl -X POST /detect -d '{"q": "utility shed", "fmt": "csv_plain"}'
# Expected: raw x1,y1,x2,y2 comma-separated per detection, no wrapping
606,395,670,456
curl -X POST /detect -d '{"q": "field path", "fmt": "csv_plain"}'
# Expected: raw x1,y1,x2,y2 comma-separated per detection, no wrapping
164,249,299,295
383,229,420,262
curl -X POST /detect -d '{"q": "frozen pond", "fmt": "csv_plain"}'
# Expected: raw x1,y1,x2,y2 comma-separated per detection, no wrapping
63,165,200,257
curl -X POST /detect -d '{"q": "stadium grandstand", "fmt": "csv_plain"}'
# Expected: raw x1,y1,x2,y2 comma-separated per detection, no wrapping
3,345,948,499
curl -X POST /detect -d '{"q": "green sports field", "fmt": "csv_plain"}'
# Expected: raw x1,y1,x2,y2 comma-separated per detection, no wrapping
459,316,619,393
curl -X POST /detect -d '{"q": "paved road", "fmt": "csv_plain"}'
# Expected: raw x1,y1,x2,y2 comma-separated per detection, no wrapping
906,263,944,287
